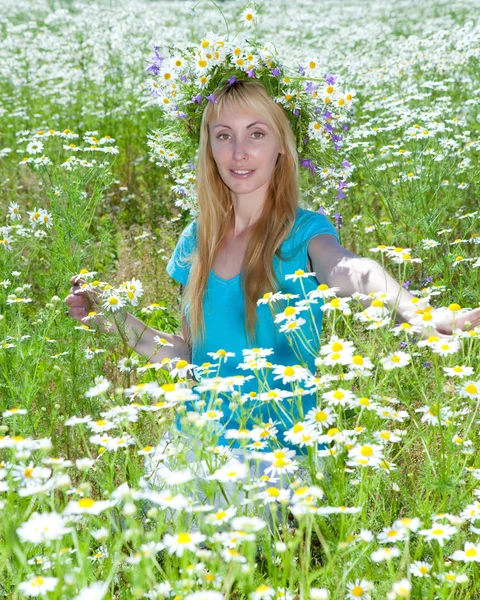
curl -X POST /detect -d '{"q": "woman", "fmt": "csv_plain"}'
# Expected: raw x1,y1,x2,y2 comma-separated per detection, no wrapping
66,80,480,451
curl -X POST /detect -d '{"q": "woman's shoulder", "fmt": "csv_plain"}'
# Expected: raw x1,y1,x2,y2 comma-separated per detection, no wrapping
287,206,338,244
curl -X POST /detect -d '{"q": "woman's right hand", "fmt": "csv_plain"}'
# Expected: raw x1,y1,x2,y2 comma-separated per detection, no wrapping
65,276,102,324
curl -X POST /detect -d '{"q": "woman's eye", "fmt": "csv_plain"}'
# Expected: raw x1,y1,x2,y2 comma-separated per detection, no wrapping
217,134,229,140
252,131,264,139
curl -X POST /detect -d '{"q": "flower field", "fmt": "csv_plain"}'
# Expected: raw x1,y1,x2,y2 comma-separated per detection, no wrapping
0,0,479,598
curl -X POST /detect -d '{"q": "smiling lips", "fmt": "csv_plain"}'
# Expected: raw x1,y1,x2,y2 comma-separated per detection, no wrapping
229,169,255,178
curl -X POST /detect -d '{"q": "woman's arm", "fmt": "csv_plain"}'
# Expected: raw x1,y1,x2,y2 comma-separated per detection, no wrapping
307,234,480,334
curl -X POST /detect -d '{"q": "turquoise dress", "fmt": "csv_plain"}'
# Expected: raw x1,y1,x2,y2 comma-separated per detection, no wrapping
167,207,339,448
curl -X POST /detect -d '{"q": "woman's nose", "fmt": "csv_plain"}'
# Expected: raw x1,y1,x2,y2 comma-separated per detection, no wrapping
232,140,248,161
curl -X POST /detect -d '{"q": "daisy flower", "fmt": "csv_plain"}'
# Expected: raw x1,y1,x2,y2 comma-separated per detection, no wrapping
347,443,384,468
322,387,356,407
207,459,248,483
169,359,196,378
320,335,355,357
17,512,71,544
8,202,21,220
162,531,206,557
274,304,309,323
451,541,480,562
207,349,236,362
102,292,126,312
418,524,457,546
370,546,401,562
346,579,373,600
410,560,432,577
63,498,114,516
457,380,480,400
18,576,59,597
431,340,460,356
305,406,335,430
241,6,257,27
264,448,298,477
320,297,352,315
85,376,111,398
381,351,411,370
308,284,340,300
285,269,316,282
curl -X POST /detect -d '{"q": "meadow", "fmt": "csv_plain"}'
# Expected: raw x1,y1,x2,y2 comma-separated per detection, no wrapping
0,0,479,598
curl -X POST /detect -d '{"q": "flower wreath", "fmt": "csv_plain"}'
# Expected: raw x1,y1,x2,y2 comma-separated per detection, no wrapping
145,3,356,217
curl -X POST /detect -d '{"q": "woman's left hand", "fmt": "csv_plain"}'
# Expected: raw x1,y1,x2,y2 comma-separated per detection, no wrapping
434,306,480,335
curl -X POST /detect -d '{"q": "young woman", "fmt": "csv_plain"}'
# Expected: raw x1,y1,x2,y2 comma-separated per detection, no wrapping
66,80,480,449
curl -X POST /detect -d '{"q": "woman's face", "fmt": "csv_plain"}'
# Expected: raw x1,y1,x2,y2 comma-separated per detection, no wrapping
208,104,285,199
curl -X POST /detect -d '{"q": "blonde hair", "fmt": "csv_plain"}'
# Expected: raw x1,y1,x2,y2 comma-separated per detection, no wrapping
181,80,299,348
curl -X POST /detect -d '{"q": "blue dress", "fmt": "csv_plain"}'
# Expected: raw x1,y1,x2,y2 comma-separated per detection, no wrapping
167,206,339,448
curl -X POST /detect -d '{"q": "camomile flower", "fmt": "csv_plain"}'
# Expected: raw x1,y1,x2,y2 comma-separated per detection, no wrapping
63,498,114,516
207,459,248,483
381,351,411,370
18,576,59,597
162,531,206,557
8,202,21,220
346,579,373,600
347,443,384,468
169,359,196,378
415,404,452,426
241,6,257,28
377,526,407,544
274,304,309,323
451,541,480,562
391,322,422,336
457,380,480,400
320,335,355,357
443,365,474,378
17,512,71,544
418,524,457,546
85,376,111,398
272,364,309,384
305,406,335,430
279,317,306,333
409,560,432,577
431,340,460,356
207,349,236,362
204,506,237,525
264,448,298,477
322,387,356,407
308,284,340,301
320,297,352,315
370,546,401,562
120,278,144,305
284,421,319,447
102,292,126,312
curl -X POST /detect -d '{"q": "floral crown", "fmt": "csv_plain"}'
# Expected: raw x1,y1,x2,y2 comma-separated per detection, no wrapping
145,4,355,217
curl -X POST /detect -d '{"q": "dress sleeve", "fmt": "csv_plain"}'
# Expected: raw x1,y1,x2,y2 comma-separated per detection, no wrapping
299,210,339,246
166,220,197,285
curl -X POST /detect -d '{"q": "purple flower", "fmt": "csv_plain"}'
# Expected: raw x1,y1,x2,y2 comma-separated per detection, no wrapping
400,341,408,349
333,212,343,229
402,280,411,290
302,137,309,144
422,275,433,286
324,72,336,85
206,93,217,104
305,81,320,94
317,206,327,216
298,64,306,75
180,75,187,83
321,110,333,120
271,67,281,77
227,75,237,85
293,109,300,116
246,68,255,78
146,47,164,75
342,124,349,131
342,160,351,169
192,94,202,105
336,190,346,200
177,112,187,119
423,361,432,369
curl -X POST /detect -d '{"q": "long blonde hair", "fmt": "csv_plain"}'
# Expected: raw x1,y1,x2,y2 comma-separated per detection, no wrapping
181,80,299,348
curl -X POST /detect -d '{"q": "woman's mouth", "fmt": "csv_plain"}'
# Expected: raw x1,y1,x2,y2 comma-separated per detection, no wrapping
229,169,255,179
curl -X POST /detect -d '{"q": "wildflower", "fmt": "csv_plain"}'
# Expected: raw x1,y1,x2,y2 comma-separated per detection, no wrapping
381,351,411,370
415,404,452,426
322,387,356,407
308,284,340,300
320,297,352,315
63,498,114,516
18,576,59,597
85,376,111,398
457,380,480,400
418,524,457,546
207,349,236,361
410,560,432,577
370,546,401,562
205,506,237,525
170,359,197,378
8,202,21,220
390,579,411,598
250,585,275,600
72,581,109,600
208,459,248,483
285,269,316,282
163,531,207,557
377,526,407,544
305,406,335,430
17,512,71,544
347,443,384,467
346,579,373,600
272,364,309,384
443,365,474,378
451,541,480,562
320,335,355,358
102,293,126,312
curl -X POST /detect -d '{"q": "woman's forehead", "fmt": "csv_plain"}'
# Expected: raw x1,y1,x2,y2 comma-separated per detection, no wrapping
209,104,271,128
